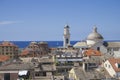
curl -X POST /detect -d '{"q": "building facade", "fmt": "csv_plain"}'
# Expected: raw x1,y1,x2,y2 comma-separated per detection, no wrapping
22,41,49,57
0,41,18,58
104,58,120,79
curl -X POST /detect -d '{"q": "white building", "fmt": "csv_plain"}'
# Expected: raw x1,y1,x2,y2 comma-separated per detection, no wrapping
74,26,120,57
63,25,70,48
104,58,120,79
74,26,107,53
74,27,103,48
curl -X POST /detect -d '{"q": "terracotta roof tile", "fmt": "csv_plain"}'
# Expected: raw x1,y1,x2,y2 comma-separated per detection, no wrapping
108,58,120,72
0,55,10,62
20,50,30,56
84,49,102,56
0,41,18,47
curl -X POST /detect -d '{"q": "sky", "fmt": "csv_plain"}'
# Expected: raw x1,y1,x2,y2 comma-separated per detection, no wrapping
0,0,120,41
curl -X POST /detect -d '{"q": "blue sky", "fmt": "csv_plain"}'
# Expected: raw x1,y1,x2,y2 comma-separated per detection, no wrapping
0,0,120,41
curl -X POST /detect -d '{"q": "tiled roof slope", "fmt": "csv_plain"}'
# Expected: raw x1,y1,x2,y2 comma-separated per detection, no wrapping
84,49,102,56
108,58,120,72
0,55,10,62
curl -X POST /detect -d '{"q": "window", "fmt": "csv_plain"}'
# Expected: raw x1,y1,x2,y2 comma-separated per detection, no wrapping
105,64,107,67
118,64,120,68
35,72,40,76
4,73,10,80
6,53,8,55
43,72,46,76
109,65,111,68
66,39,69,44
113,48,119,51
97,47,100,51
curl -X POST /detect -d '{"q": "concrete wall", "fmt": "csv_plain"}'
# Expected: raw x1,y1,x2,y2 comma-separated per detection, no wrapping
100,45,107,54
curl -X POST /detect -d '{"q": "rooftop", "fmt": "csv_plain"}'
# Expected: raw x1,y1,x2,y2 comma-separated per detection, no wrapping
20,50,30,56
71,67,106,80
107,42,120,48
108,58,120,72
0,55,10,62
0,41,18,47
84,49,102,56
73,41,87,48
0,62,34,71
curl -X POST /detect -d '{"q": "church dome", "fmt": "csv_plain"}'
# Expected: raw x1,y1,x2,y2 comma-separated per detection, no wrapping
87,27,103,40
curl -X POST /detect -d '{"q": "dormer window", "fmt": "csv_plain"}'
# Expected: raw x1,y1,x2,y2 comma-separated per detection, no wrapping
118,64,120,68
115,63,120,68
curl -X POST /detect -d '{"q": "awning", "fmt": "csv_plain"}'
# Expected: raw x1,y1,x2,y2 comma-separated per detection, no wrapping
18,70,28,76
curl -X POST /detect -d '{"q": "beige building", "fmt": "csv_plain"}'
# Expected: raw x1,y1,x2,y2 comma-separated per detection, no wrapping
69,66,106,80
20,56,64,80
23,41,49,57
0,61,34,80
0,41,18,58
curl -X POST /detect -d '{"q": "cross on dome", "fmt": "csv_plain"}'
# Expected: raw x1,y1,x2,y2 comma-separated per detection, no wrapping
93,26,97,33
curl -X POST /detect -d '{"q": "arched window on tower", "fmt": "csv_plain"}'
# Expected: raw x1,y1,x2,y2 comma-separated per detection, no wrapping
66,38,69,44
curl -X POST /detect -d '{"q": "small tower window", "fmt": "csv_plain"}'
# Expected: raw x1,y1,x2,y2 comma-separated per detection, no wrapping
66,38,69,44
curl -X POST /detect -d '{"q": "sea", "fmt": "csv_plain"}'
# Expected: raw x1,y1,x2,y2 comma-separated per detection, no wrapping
0,41,78,48
1,40,120,49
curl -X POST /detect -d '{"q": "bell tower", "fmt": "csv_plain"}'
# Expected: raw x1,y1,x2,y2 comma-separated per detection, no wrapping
63,25,70,48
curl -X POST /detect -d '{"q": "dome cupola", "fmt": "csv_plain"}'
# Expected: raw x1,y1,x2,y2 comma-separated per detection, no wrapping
86,26,104,47
87,27,103,40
